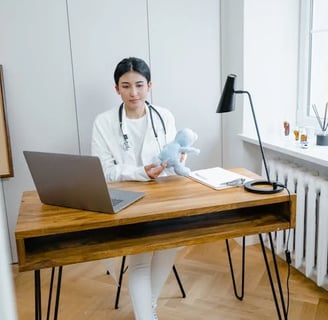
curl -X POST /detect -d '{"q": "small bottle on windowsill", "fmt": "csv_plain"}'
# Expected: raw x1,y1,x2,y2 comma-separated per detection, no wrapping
300,128,309,148
283,121,290,136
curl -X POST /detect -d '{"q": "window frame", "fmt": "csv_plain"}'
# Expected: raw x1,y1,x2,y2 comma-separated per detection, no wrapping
297,0,313,127
297,0,328,131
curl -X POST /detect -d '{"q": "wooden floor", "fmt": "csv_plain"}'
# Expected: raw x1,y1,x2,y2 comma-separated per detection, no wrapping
13,239,328,319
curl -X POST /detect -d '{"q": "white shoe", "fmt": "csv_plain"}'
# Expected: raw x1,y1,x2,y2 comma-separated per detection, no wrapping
152,311,158,320
152,304,158,320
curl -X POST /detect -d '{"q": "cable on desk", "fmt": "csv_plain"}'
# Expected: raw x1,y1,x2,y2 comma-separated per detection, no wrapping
283,185,292,318
271,183,292,318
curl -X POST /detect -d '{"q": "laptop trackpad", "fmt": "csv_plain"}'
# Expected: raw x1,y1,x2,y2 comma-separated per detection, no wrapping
109,188,144,212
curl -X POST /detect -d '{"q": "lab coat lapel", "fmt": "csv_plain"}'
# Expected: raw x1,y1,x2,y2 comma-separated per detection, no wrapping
141,108,160,164
119,107,137,164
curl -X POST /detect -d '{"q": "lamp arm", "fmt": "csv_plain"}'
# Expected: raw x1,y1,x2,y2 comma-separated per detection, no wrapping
234,90,271,183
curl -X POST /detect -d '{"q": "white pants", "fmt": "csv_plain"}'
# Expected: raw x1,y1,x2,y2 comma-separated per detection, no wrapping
128,248,178,320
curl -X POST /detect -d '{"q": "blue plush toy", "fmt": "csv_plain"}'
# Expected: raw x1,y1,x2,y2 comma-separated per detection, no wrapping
159,128,200,176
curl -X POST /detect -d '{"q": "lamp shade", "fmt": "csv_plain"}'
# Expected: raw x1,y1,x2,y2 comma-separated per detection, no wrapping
216,74,237,113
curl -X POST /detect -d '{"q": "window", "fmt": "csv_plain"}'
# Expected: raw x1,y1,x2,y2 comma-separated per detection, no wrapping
298,0,328,131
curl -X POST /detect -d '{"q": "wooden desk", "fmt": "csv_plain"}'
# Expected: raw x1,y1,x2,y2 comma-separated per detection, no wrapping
15,168,296,319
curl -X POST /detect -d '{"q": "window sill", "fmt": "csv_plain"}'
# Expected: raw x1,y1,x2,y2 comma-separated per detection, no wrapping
239,134,328,168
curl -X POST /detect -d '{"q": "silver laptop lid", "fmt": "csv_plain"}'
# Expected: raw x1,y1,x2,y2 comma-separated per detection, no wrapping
23,151,144,213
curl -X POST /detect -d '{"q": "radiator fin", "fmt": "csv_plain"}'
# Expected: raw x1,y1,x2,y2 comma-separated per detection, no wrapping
266,159,328,290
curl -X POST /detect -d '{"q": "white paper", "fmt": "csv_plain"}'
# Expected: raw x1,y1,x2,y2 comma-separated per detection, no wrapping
188,167,252,190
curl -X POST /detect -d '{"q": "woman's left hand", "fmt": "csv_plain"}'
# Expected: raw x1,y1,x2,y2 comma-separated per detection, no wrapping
144,162,167,179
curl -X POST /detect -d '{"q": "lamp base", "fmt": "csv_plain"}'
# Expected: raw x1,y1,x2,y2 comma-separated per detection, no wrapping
244,180,284,194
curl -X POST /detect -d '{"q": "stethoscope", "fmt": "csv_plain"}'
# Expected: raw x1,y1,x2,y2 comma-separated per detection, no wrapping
119,101,167,152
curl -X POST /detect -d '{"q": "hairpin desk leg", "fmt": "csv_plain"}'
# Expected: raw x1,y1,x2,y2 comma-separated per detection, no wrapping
46,268,55,320
34,266,63,320
259,233,288,320
172,265,186,298
225,236,246,301
34,270,42,320
115,256,127,309
45,267,62,320
53,266,63,320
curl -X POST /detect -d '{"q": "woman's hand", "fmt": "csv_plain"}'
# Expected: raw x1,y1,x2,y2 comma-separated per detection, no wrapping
145,162,167,179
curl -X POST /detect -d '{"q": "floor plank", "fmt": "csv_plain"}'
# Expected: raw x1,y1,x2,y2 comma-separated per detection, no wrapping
13,240,328,319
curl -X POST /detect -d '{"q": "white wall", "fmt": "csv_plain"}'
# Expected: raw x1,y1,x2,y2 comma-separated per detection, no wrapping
68,0,221,169
0,0,306,317
0,0,80,263
148,0,221,167
0,184,17,319
220,0,245,168
243,0,299,139
67,0,150,155
220,0,300,175
0,0,221,263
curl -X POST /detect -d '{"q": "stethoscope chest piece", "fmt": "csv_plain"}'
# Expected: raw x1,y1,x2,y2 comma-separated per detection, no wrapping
118,101,166,152
122,135,130,151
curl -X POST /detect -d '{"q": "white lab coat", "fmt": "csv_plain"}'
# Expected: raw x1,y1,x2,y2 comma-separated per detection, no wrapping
91,103,177,182
92,103,178,282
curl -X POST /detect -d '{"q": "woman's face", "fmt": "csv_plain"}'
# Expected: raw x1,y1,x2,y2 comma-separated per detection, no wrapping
115,71,152,114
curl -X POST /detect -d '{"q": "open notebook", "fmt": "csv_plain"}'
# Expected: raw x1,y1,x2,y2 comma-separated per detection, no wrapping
188,167,252,190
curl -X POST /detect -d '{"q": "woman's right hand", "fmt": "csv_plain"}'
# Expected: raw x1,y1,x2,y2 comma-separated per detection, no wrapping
144,162,167,179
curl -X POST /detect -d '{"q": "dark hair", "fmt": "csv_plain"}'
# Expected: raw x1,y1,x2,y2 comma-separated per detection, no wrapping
114,57,151,85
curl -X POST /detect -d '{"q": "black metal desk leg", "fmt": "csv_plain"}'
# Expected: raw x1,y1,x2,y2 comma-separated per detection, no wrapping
33,266,63,320
259,233,288,320
172,265,186,298
46,268,55,320
45,266,63,320
115,256,127,309
225,236,246,301
53,266,63,320
34,270,42,320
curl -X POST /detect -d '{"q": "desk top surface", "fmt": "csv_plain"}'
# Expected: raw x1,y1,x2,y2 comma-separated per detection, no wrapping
15,168,294,239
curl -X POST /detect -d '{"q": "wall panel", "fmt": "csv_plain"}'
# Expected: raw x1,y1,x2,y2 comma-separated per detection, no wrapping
0,0,222,261
0,0,79,260
148,0,221,170
67,0,150,155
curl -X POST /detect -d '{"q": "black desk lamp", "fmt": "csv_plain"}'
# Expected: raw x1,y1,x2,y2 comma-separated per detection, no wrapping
217,74,284,194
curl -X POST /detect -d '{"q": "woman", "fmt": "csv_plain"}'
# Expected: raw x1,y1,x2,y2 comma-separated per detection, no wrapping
91,57,179,320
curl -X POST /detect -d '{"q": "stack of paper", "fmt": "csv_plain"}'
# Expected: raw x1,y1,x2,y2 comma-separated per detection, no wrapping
188,167,252,190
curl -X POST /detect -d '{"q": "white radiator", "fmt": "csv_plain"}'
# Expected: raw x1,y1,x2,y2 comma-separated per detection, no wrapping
265,159,328,290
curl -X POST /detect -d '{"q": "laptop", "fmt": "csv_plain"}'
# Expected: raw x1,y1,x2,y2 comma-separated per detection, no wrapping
23,151,145,214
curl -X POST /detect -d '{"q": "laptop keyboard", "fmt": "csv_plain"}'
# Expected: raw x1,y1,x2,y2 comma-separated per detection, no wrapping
112,198,123,206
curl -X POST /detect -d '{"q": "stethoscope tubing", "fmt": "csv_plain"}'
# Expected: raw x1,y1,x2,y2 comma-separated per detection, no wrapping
118,101,167,151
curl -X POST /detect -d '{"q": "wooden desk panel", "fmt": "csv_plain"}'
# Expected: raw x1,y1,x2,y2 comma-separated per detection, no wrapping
15,169,296,272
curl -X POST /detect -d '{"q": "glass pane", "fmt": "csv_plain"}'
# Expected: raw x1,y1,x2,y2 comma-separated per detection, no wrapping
309,31,328,122
313,0,328,30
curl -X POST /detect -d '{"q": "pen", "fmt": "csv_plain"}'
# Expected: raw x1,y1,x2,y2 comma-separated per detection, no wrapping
220,178,245,186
